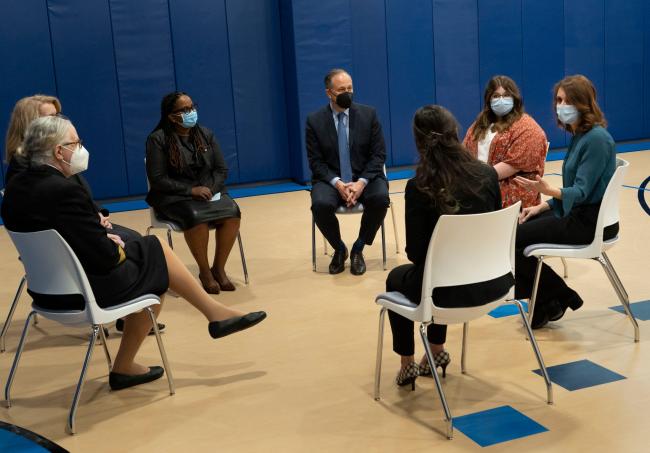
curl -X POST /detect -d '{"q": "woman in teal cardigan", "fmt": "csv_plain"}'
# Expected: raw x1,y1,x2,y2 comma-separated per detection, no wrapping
513,75,618,329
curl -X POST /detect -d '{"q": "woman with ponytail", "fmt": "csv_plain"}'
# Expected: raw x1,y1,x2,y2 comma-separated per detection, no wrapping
146,92,241,294
386,105,512,389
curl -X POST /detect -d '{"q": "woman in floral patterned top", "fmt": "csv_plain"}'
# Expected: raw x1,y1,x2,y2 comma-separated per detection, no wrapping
463,75,548,208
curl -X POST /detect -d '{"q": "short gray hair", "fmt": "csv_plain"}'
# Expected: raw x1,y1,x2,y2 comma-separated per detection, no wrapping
324,68,350,88
22,115,71,166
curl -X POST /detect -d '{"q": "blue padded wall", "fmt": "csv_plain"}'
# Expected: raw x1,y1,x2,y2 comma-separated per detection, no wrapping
605,0,644,141
565,0,605,99
646,1,650,137
284,0,353,182
226,0,290,183
2,0,650,197
0,0,57,184
349,0,392,166
168,0,239,184
433,0,480,140
48,0,129,199
108,0,176,196
522,0,565,147
478,0,523,96
385,0,435,166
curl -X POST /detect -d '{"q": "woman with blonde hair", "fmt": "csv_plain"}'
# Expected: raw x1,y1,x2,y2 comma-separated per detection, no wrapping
5,95,61,170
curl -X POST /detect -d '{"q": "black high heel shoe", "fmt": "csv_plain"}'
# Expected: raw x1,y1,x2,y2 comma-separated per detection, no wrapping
419,350,451,378
395,362,420,390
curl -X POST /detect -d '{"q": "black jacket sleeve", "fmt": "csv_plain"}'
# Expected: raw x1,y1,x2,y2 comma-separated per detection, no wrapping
54,182,122,275
306,115,338,184
359,109,387,181
404,180,439,266
146,132,193,196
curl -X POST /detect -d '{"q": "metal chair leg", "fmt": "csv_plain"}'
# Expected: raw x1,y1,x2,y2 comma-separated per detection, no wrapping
1,275,26,352
461,323,468,374
598,254,639,342
5,311,36,407
561,257,569,278
374,308,386,401
381,222,387,270
389,202,400,254
527,257,545,323
166,229,173,249
66,326,99,435
146,226,153,236
514,301,553,404
98,325,112,372
421,323,453,439
147,307,175,395
311,216,317,272
237,232,250,285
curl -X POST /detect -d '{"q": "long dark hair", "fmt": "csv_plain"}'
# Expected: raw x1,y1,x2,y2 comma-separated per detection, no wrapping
553,75,607,134
414,105,492,214
471,75,524,141
153,91,207,170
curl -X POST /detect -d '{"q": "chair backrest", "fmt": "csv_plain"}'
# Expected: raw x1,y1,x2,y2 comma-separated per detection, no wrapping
416,202,520,321
6,229,101,322
594,158,628,243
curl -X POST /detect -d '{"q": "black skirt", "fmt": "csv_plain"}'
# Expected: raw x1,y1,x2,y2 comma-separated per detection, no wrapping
29,236,170,310
155,194,240,230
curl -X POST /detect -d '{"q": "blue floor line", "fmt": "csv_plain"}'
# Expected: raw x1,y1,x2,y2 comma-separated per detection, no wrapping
1,144,649,224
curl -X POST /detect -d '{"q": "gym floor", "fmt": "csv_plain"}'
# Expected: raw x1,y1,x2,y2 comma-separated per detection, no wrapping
0,151,648,452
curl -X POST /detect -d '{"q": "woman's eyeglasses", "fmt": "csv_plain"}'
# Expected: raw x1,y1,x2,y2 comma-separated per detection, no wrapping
172,104,198,115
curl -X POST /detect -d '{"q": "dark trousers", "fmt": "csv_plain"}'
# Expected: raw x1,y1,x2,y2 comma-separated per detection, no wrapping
515,205,618,310
311,178,389,249
386,264,447,356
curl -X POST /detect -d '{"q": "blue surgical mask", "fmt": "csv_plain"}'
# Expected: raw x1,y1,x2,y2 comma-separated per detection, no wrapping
556,105,580,125
180,110,198,128
490,96,514,117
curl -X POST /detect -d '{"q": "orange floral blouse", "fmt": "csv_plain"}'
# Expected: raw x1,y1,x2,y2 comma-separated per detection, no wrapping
463,114,548,208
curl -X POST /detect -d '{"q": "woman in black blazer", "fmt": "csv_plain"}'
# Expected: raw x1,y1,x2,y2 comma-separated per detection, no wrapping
387,105,512,388
146,92,241,294
2,116,265,391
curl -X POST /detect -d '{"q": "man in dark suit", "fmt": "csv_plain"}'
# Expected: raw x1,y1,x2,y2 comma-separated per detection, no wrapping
306,69,389,275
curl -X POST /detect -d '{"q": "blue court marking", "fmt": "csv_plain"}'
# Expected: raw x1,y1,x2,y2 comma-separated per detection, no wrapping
488,300,528,318
532,359,625,391
609,300,650,320
386,168,415,181
454,405,548,447
0,428,52,453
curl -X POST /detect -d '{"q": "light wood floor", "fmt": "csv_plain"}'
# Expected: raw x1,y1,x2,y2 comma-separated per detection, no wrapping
0,151,649,452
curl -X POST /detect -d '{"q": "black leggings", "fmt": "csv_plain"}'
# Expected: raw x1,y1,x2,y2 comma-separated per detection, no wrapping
515,204,618,309
386,264,447,356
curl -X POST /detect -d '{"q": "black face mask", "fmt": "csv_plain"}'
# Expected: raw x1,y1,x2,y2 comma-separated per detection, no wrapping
335,92,353,109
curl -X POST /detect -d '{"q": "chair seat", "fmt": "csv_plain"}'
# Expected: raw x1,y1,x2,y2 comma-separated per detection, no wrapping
32,294,161,326
151,215,184,232
524,236,619,259
336,203,364,214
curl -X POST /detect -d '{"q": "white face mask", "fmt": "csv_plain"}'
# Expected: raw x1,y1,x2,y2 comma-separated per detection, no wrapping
556,104,580,125
61,145,90,175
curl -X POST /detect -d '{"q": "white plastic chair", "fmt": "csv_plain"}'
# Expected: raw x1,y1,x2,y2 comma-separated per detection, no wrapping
4,229,175,434
524,158,639,341
311,166,400,272
374,202,552,439
144,165,249,285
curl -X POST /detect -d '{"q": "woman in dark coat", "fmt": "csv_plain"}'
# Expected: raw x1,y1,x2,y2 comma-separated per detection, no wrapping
146,92,241,294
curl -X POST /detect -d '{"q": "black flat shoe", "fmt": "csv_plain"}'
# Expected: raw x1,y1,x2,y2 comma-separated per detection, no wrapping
209,311,267,339
109,366,164,391
548,290,584,322
530,305,550,329
115,318,166,336
329,247,348,274
350,250,366,276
